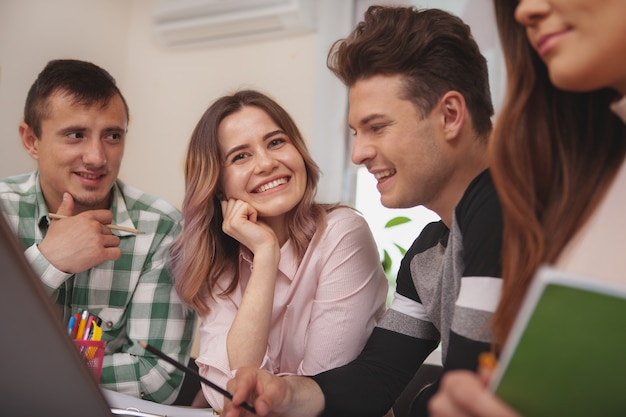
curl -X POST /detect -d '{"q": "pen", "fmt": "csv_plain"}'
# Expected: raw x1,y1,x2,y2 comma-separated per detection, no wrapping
82,315,96,341
67,315,76,336
139,341,257,414
48,213,144,235
70,312,81,338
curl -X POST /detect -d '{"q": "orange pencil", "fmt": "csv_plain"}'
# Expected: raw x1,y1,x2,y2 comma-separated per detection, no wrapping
75,310,89,340
478,351,498,381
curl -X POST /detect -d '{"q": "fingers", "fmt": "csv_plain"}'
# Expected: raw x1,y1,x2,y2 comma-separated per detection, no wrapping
52,192,114,226
221,199,257,227
102,234,122,248
220,199,277,252
56,192,75,216
87,208,115,226
49,209,116,236
429,371,520,417
88,232,121,260
41,207,122,273
225,368,273,417
55,192,112,224
478,363,496,385
430,371,481,417
477,352,497,383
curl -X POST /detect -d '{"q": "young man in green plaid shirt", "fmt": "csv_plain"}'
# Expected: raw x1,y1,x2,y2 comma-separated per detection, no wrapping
0,59,196,404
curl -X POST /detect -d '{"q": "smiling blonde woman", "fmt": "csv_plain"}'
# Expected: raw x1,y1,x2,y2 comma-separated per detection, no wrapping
170,90,387,412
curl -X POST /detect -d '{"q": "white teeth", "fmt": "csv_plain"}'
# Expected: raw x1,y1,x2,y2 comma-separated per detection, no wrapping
374,169,395,181
79,173,101,180
255,178,288,193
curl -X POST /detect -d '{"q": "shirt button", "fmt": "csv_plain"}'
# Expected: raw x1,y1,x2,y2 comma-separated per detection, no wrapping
106,321,113,329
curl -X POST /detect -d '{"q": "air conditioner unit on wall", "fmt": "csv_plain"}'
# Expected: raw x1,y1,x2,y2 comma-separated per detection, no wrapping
152,0,317,49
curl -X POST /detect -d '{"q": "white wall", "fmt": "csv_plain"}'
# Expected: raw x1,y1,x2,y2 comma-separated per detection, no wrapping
0,0,351,209
0,0,503,219
0,0,131,182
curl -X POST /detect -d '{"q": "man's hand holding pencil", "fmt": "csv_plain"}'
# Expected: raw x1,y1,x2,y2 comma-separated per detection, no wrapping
38,192,123,272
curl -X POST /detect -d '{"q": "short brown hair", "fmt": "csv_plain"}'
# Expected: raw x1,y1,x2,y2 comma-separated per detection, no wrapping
24,59,129,137
328,6,493,137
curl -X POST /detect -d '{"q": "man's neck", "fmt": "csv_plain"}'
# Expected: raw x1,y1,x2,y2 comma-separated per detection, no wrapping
432,143,489,227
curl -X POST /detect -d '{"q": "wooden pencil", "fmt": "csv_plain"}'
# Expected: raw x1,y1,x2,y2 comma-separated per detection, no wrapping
48,213,144,234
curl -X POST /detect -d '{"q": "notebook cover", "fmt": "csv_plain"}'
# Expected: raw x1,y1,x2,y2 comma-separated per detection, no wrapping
490,266,626,416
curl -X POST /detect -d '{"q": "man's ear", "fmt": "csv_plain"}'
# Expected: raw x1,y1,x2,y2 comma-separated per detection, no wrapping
19,122,40,161
439,91,466,141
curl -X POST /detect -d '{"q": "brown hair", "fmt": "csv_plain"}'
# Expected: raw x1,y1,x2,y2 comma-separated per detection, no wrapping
490,0,626,347
24,59,129,137
171,90,335,314
327,5,493,138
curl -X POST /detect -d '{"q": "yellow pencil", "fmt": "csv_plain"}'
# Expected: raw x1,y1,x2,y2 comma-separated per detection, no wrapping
86,325,103,360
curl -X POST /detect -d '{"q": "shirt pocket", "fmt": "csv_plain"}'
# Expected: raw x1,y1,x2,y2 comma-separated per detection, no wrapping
98,307,125,333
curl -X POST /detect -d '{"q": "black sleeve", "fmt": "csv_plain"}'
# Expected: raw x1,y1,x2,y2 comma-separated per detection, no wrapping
312,327,438,417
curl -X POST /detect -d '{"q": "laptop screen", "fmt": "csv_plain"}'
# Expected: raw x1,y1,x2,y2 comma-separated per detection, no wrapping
0,212,112,416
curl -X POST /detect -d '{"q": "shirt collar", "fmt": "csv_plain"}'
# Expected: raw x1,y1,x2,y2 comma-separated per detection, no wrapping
610,95,626,124
33,172,51,230
109,180,141,236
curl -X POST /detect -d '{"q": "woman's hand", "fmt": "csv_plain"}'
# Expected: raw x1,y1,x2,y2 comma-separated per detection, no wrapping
221,198,278,255
429,365,521,417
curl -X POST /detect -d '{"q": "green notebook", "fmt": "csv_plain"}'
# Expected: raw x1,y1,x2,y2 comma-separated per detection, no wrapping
490,266,626,417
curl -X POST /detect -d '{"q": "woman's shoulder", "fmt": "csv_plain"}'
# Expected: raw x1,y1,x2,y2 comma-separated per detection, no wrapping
320,207,372,240
325,206,364,223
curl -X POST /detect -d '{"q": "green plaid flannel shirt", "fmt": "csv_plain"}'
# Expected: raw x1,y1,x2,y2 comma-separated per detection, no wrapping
0,172,196,404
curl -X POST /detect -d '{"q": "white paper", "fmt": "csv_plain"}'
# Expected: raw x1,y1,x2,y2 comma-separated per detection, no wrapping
102,388,215,417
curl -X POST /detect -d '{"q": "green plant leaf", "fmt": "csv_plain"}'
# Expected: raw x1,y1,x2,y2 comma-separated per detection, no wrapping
384,216,411,228
381,249,392,274
394,242,407,256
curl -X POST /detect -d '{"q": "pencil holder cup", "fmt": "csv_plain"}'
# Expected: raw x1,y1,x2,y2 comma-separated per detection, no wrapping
73,339,106,380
